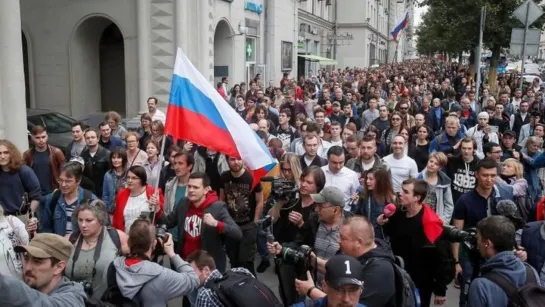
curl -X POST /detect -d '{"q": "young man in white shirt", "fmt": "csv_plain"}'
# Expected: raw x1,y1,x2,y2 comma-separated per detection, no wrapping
321,146,359,212
147,97,166,124
382,135,418,193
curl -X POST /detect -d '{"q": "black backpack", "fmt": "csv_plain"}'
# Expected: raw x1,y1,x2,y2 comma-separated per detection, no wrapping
206,270,282,307
482,263,545,307
99,263,143,307
365,257,420,307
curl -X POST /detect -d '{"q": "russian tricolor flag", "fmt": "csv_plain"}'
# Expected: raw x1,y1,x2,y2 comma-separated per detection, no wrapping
165,48,276,186
391,10,409,42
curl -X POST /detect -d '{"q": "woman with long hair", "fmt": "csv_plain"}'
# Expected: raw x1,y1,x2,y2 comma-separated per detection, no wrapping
137,113,153,150
66,200,129,299
142,140,167,188
499,158,528,197
417,152,454,224
0,205,29,278
229,84,241,108
105,111,127,140
279,152,303,187
150,120,173,160
380,111,405,155
103,148,129,214
354,167,395,239
522,136,543,203
112,165,164,232
409,125,431,171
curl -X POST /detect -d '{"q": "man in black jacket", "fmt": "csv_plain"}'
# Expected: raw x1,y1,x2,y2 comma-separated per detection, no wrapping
294,216,397,306
79,128,110,197
157,172,242,273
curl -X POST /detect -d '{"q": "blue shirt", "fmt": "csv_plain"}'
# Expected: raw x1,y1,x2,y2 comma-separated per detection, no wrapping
0,165,41,213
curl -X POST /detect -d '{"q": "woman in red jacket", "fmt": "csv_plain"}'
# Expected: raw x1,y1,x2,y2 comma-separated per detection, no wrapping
112,165,164,232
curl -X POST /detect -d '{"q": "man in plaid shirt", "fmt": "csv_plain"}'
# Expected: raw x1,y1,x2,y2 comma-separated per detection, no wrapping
187,250,256,307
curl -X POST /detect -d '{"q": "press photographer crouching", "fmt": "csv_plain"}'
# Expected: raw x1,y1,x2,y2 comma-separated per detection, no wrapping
268,185,350,306
112,218,199,307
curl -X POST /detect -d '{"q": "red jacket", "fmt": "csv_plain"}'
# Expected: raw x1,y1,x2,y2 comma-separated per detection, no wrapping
112,185,165,231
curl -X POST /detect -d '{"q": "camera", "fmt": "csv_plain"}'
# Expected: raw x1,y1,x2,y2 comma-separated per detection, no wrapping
154,224,169,255
80,280,93,296
261,177,298,200
442,225,477,249
280,245,313,279
256,215,273,230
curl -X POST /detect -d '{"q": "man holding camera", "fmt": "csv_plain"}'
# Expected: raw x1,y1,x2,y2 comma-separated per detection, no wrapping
113,218,200,306
0,233,86,306
468,216,543,306
295,216,397,306
268,186,349,303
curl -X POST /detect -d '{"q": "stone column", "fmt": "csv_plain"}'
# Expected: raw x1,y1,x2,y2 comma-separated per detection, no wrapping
137,0,152,113
175,0,189,55
0,0,28,151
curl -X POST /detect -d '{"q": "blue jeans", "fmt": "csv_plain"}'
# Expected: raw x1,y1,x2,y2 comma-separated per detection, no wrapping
459,257,473,307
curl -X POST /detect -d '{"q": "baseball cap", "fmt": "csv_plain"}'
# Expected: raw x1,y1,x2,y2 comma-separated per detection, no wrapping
310,186,345,208
325,254,364,288
69,156,84,166
503,130,516,138
332,101,341,107
15,233,73,262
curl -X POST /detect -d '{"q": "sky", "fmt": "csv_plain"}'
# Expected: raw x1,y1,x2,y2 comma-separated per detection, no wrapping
414,4,427,27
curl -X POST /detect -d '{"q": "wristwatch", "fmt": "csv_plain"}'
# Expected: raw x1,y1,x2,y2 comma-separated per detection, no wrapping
307,286,316,297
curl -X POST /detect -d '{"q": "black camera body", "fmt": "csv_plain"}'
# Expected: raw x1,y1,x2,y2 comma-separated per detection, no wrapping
154,224,169,255
81,280,93,296
442,225,477,249
280,245,313,279
266,177,298,200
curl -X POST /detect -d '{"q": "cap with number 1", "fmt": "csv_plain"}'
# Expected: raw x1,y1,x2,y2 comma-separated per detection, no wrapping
325,254,364,288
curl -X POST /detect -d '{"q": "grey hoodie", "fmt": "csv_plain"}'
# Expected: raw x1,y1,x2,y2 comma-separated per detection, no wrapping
113,255,199,307
0,275,86,307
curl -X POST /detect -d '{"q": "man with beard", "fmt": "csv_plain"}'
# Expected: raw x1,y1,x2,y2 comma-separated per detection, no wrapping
219,156,264,275
0,233,86,306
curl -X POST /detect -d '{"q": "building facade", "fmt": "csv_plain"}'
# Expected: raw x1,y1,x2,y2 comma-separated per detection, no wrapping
0,0,299,151
297,0,336,76
335,0,394,68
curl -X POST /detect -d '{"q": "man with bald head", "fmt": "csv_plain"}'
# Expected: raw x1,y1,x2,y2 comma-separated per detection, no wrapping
298,216,397,306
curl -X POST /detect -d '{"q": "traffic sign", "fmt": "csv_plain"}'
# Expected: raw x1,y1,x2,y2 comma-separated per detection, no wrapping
513,0,543,26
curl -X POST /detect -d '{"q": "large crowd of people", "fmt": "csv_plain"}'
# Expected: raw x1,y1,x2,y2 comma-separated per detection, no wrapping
0,59,544,307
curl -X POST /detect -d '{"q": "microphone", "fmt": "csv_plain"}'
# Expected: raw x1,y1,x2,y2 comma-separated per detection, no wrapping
260,176,280,182
383,203,397,218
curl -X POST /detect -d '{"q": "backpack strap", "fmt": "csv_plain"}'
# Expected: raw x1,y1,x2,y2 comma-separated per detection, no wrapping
107,227,122,253
523,263,537,285
81,189,93,204
482,271,522,303
49,190,62,217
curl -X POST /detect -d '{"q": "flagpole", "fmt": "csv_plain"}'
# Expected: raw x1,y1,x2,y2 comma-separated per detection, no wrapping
151,105,168,225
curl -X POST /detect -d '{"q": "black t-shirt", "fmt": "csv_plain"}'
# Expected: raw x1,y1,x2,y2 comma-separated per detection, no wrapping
32,150,53,195
220,171,263,224
206,154,222,195
275,199,316,243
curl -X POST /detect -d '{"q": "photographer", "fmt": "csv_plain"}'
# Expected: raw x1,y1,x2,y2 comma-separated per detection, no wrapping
268,186,349,305
295,216,397,307
113,218,200,307
468,216,543,307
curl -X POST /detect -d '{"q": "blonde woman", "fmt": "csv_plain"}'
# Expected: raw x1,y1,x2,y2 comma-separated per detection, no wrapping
279,152,302,187
417,152,454,224
0,206,29,278
499,158,528,197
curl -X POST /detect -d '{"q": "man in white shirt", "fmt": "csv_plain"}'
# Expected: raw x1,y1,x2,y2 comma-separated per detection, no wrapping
147,97,166,124
382,135,418,193
321,146,359,212
329,122,343,147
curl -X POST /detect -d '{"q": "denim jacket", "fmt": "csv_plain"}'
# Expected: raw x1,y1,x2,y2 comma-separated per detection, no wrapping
39,187,97,236
102,170,126,213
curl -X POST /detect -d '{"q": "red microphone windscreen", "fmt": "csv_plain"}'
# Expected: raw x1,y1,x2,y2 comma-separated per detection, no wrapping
383,204,397,218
